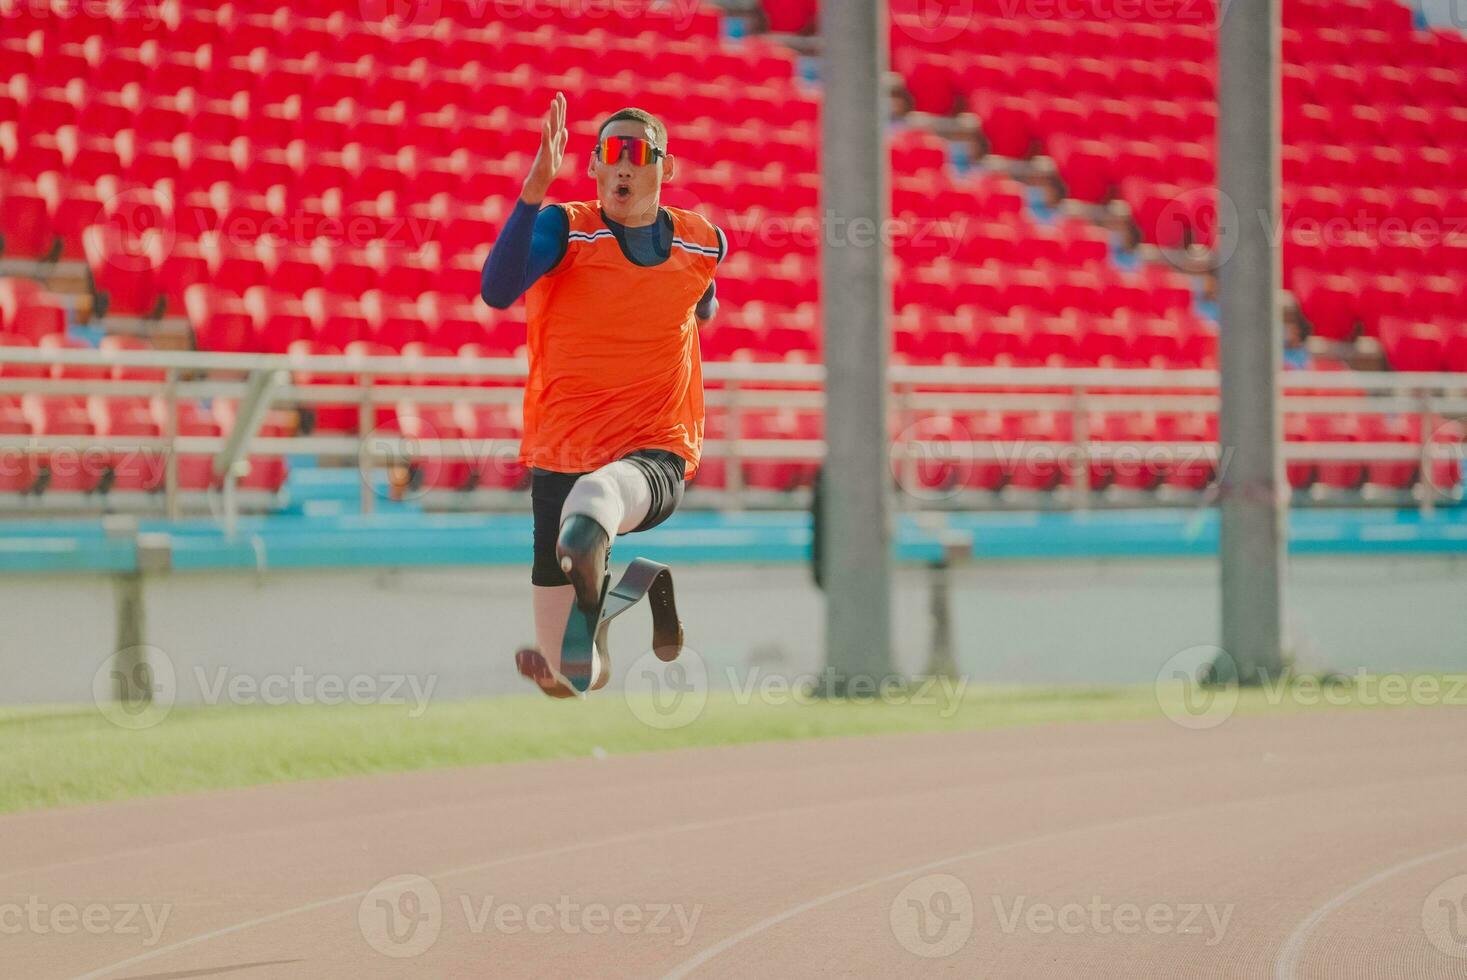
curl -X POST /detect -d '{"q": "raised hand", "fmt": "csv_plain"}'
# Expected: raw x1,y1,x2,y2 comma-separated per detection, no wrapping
521,91,568,205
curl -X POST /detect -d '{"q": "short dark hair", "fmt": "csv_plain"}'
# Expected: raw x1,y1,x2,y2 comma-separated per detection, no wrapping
597,108,668,150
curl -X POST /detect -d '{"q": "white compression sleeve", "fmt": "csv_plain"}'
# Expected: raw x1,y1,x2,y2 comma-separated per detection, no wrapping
559,459,654,539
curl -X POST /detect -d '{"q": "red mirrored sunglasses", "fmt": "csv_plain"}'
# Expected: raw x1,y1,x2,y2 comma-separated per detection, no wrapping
595,136,665,167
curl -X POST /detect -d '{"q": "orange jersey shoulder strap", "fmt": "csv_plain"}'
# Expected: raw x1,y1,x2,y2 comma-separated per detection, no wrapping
559,201,606,234
665,206,725,263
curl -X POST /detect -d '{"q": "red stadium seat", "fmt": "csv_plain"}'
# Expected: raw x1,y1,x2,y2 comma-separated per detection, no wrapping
1356,276,1411,337
0,0,1459,520
361,291,428,352
1158,413,1218,491
1378,318,1445,372
0,278,65,342
419,293,490,352
401,342,460,386
100,335,163,382
39,333,108,381
213,397,290,492
84,225,160,318
304,289,370,350
1005,412,1068,491
0,398,36,492
978,97,1036,158
36,172,101,261
243,287,313,354
185,285,255,353
1359,414,1417,491
0,333,46,380
1293,273,1361,342
88,396,164,492
54,125,123,182
1049,139,1115,204
453,401,526,489
285,337,357,435
151,396,223,491
152,238,209,316
395,402,473,491
0,176,53,258
22,393,104,493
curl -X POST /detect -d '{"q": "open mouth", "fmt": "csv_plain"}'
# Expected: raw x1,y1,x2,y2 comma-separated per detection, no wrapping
613,183,632,202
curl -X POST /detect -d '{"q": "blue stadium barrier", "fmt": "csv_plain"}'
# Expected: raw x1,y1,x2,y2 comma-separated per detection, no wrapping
0,507,1464,575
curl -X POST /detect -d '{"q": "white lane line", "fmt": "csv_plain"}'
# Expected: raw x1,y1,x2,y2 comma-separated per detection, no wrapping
1272,841,1467,980
0,795,541,885
71,763,1221,980
68,800,880,980
68,745,1467,978
662,778,1467,979
660,806,1197,979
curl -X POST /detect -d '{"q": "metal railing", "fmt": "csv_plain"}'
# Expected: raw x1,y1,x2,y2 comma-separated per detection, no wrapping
0,346,1463,527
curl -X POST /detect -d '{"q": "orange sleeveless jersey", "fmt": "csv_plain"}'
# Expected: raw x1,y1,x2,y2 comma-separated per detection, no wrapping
521,201,722,478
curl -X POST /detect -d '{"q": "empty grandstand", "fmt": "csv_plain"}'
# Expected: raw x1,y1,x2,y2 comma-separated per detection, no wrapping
0,0,1463,513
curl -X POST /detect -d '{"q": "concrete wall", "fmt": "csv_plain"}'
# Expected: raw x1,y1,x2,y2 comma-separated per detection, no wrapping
5,554,1465,706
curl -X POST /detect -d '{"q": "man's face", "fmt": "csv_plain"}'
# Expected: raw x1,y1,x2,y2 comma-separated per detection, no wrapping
590,119,674,224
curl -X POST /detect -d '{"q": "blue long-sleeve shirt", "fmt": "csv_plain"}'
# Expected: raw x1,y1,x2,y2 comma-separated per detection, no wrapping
481,200,719,319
